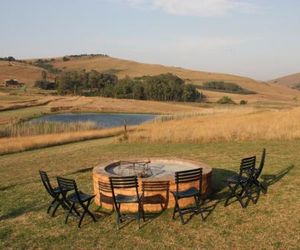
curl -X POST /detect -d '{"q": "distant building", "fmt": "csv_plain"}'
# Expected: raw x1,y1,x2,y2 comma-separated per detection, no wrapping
2,79,24,88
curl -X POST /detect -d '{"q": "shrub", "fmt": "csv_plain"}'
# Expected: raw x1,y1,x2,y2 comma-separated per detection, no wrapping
240,100,248,105
292,83,300,90
201,81,256,95
33,59,61,74
217,96,236,104
35,80,57,90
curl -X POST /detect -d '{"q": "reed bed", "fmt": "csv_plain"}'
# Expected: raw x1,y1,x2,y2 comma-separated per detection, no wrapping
0,127,128,155
129,107,300,143
0,121,98,137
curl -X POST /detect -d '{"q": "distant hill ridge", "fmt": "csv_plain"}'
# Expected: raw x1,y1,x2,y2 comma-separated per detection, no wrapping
269,72,300,88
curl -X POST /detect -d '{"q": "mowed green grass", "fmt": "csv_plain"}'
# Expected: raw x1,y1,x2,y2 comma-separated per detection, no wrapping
0,138,299,249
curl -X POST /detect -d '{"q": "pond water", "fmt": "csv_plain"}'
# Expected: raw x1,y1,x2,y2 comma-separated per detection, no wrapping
31,113,157,128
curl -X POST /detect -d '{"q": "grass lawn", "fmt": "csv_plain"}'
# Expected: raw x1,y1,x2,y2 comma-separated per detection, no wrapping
0,138,299,249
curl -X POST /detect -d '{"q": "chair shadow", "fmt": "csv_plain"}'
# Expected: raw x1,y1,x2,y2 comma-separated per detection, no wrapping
67,167,94,175
139,210,166,229
208,168,238,202
0,203,47,221
260,165,294,193
179,200,219,225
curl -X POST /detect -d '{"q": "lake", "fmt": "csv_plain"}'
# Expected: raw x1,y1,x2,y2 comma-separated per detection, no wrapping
31,113,157,128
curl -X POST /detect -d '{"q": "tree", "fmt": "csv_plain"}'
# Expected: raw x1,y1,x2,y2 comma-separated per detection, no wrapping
182,84,201,102
8,56,15,66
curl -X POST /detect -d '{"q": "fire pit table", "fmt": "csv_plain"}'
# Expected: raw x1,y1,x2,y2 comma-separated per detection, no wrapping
93,158,212,212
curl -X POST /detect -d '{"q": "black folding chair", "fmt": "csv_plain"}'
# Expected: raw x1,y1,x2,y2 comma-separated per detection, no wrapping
39,170,68,217
171,168,204,225
224,156,256,208
98,180,114,211
141,181,170,212
57,177,96,228
109,175,144,230
252,148,267,192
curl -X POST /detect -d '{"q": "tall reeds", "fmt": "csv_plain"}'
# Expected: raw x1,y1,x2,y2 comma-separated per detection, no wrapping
0,127,128,155
0,121,98,137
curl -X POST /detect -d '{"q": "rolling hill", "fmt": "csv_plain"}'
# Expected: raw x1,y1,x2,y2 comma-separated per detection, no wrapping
0,61,45,86
48,55,300,102
1,55,300,103
269,72,300,88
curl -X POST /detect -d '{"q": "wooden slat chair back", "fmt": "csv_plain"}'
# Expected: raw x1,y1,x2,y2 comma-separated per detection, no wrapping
141,181,170,211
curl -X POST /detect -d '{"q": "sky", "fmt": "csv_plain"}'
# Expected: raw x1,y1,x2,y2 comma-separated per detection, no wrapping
0,0,300,80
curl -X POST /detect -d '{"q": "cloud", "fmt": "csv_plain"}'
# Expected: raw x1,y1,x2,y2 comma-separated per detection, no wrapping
121,0,259,16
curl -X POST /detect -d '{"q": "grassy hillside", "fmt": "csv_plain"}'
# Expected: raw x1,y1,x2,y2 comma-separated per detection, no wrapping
269,72,300,88
47,56,300,102
0,61,45,86
1,55,300,103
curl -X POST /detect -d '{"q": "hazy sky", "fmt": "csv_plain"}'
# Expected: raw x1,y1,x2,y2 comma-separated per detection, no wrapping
1,0,300,80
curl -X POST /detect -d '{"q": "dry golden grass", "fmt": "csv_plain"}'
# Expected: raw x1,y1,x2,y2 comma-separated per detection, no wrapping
1,121,98,137
0,61,45,87
1,56,299,103
0,127,127,155
269,72,300,87
47,95,203,114
129,107,300,143
0,92,203,126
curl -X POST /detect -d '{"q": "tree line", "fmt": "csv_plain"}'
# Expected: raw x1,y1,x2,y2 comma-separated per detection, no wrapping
36,70,202,102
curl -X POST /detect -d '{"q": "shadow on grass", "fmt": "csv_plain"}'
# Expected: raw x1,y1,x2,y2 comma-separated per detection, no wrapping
68,167,94,175
140,211,165,228
208,168,237,202
0,203,46,221
0,166,94,192
0,183,18,192
260,164,294,193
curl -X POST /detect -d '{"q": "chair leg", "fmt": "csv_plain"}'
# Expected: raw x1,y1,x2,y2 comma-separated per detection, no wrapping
115,203,121,230
65,203,75,224
82,200,96,222
172,201,178,220
51,202,60,217
238,183,250,208
78,210,86,228
174,197,185,225
137,207,140,229
59,198,70,211
47,198,57,214
194,195,205,220
224,183,237,207
139,202,145,222
225,182,248,208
